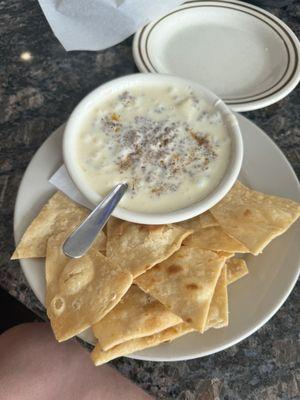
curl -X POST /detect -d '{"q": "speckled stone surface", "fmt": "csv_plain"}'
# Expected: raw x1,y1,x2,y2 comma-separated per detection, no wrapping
0,1,299,399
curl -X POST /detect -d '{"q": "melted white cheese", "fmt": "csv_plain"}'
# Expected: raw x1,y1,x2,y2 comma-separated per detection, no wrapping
76,85,231,213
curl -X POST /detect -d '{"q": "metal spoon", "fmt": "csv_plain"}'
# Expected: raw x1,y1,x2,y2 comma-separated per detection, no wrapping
63,183,128,258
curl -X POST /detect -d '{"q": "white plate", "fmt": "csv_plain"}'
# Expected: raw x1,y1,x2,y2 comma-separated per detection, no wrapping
14,114,300,361
133,0,300,112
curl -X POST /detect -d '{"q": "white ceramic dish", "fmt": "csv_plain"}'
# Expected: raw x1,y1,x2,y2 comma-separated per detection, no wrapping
63,73,243,224
14,114,300,361
133,0,300,112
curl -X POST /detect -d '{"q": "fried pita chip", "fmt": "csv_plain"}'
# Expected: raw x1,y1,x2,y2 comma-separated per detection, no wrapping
92,285,181,351
11,192,106,259
177,211,218,231
135,246,225,332
227,258,248,284
205,266,228,330
210,181,300,255
46,232,132,342
106,217,193,278
183,226,248,253
91,323,192,366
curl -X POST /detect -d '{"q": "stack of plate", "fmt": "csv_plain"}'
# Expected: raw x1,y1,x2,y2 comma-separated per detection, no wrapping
133,0,300,111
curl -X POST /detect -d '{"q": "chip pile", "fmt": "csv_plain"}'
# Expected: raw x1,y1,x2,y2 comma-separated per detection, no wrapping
12,181,300,365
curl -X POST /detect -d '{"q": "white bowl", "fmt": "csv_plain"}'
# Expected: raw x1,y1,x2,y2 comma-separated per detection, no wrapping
63,73,243,224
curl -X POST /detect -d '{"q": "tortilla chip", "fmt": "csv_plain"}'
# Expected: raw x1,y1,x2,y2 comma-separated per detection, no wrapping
227,258,248,284
92,264,231,365
177,211,218,231
91,323,192,366
135,246,225,332
205,266,228,330
92,285,181,351
46,232,132,342
183,226,248,253
210,181,300,255
106,217,193,278
11,191,101,259
217,252,234,259
97,233,107,255
94,263,233,351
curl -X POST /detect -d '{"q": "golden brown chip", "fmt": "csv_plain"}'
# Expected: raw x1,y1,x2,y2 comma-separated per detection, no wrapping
135,246,225,332
92,264,231,365
177,211,218,231
94,264,233,351
98,233,107,255
205,266,228,330
91,323,192,366
210,181,300,255
46,232,132,342
92,285,181,351
11,192,100,259
227,258,248,284
183,226,248,253
106,217,193,278
217,252,234,259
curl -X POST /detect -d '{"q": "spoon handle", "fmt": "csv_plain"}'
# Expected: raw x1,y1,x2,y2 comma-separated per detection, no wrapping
63,183,128,259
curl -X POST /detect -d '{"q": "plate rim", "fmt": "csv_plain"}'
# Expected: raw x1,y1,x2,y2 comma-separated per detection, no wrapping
133,0,300,112
14,115,300,362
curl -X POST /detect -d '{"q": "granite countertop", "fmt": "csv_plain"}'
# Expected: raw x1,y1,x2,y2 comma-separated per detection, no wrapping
1,1,299,399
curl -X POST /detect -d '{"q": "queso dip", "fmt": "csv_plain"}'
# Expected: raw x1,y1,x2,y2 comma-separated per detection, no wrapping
76,85,231,213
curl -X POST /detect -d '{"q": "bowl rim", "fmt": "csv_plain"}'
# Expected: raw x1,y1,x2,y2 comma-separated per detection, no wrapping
63,73,243,224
